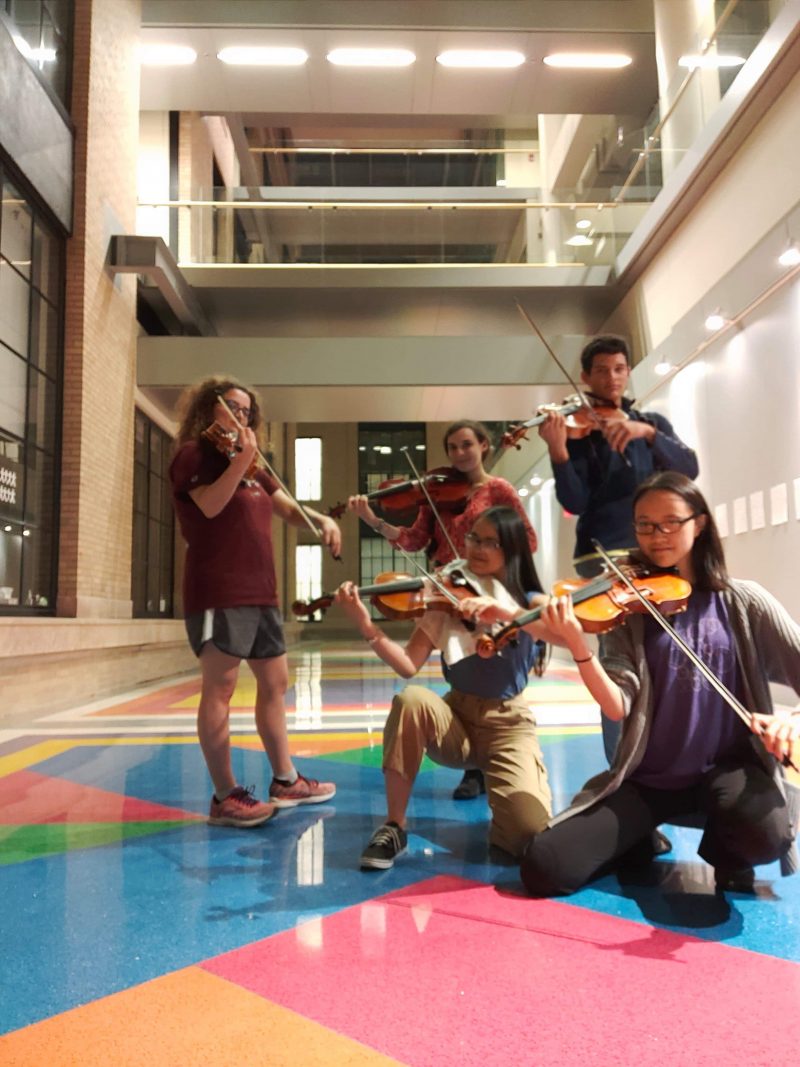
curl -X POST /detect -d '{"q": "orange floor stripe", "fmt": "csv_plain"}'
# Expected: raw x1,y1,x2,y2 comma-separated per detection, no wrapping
0,966,401,1066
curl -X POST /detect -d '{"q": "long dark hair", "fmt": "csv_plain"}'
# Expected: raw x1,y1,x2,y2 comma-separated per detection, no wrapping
632,472,729,591
474,506,542,606
444,419,493,461
174,376,265,449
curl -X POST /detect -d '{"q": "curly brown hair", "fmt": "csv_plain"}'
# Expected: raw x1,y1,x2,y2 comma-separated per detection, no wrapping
174,376,266,449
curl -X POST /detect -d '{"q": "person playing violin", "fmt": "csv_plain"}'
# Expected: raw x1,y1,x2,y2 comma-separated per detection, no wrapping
169,377,341,827
335,505,559,870
348,419,540,801
520,472,800,897
538,336,699,579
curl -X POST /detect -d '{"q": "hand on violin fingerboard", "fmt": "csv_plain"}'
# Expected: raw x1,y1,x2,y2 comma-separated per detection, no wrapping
347,495,379,525
537,412,570,464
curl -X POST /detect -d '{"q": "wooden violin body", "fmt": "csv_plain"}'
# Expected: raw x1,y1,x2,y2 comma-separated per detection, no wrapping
292,568,480,621
327,466,470,520
476,564,691,657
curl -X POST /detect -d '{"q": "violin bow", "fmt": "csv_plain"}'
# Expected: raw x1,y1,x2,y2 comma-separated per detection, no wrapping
216,393,339,555
591,540,797,769
400,447,461,562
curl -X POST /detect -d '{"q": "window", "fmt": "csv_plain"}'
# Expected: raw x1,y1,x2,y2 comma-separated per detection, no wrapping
357,423,428,616
294,436,321,500
295,543,322,622
0,165,63,613
131,410,174,617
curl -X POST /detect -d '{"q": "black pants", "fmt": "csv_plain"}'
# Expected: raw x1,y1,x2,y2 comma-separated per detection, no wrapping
521,761,794,896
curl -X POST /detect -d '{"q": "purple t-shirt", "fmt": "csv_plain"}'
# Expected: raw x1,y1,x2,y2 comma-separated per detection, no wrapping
631,590,749,788
170,440,280,615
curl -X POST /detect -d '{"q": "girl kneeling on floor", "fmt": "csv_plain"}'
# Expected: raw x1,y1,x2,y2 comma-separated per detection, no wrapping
522,472,800,896
335,505,557,870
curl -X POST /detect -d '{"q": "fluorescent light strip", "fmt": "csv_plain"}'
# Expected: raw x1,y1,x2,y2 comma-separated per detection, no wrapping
678,54,746,70
544,53,632,70
436,49,525,69
139,44,197,66
327,48,415,68
218,46,308,66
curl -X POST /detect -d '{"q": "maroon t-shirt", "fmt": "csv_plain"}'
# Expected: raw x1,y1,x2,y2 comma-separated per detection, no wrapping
169,440,280,615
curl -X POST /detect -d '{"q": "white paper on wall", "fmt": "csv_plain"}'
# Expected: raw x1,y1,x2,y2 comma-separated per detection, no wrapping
733,496,748,535
770,483,788,526
749,491,765,531
714,502,729,538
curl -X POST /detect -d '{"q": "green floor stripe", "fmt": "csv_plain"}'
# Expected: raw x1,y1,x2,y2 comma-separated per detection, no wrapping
0,820,189,866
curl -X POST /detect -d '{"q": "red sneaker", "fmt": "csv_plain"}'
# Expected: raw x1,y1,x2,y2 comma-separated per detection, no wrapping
269,774,336,808
208,786,276,827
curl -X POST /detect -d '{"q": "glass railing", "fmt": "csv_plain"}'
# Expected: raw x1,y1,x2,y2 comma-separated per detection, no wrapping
136,193,650,268
135,0,787,268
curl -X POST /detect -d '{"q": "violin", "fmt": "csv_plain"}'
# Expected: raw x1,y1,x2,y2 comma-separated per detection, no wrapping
201,420,259,481
327,466,470,520
498,396,584,454
562,403,629,440
476,564,691,657
293,568,481,621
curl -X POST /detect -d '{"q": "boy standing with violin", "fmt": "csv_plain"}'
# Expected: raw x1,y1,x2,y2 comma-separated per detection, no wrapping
538,336,698,579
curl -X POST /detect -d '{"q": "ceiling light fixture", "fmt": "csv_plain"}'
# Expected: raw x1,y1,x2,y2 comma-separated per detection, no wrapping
529,474,543,487
566,234,593,246
543,53,632,70
678,54,746,71
436,50,525,69
575,219,591,230
326,48,415,67
518,487,530,497
217,46,308,66
654,359,672,376
704,312,727,331
139,44,197,66
778,243,800,267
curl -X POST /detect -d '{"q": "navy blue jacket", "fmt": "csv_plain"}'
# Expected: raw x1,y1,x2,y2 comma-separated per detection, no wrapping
552,398,699,563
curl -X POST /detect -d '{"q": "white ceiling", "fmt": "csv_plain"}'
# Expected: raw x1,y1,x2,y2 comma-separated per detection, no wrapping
136,0,659,424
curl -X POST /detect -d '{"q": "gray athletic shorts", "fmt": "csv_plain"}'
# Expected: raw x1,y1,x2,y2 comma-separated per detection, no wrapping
185,605,286,660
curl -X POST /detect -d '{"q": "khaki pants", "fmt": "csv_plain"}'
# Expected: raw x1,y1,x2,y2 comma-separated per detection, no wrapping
382,685,552,857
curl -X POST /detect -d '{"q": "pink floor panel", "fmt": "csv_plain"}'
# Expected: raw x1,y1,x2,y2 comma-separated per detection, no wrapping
203,875,800,1067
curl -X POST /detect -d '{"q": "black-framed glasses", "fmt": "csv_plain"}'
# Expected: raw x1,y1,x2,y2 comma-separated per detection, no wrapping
219,397,252,424
633,514,698,536
465,532,502,550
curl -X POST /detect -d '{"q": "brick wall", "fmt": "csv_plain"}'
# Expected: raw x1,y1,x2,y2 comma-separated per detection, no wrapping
59,0,142,618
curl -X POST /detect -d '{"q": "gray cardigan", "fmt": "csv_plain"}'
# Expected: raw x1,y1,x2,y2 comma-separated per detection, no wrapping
552,580,800,874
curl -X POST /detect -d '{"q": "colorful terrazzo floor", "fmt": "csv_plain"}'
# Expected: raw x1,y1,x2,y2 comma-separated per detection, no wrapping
1,641,798,1066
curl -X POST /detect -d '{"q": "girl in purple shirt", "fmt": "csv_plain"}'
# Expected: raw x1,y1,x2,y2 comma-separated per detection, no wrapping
522,472,800,896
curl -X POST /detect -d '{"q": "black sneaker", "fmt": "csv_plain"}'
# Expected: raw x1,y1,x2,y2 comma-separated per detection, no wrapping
360,821,408,870
453,768,486,800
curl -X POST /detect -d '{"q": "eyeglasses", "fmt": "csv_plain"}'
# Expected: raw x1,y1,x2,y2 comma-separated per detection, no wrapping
465,532,502,550
219,397,251,423
633,514,699,536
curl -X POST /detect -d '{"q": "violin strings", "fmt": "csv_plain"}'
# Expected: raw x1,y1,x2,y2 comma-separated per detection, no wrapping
401,448,461,562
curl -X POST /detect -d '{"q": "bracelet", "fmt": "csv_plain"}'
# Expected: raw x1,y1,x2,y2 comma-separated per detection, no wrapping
374,519,387,536
573,652,594,664
365,630,385,645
